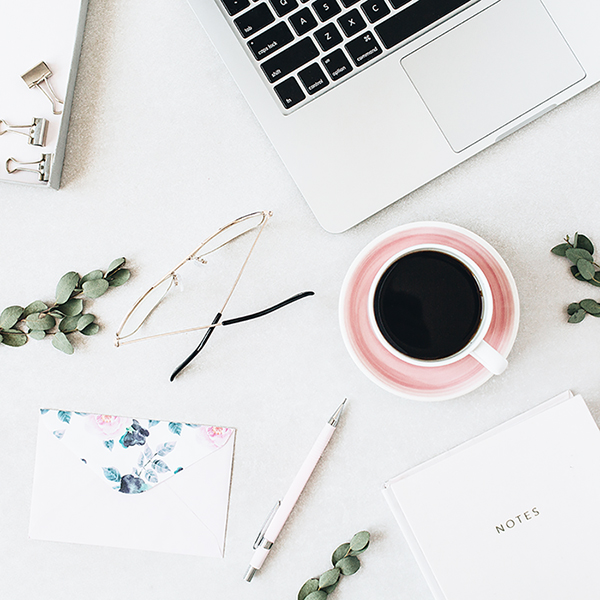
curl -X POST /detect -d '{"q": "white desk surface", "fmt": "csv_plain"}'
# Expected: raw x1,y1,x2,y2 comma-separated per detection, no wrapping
2,1,600,598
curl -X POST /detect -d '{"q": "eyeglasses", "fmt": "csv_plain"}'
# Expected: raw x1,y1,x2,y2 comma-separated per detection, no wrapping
115,210,313,380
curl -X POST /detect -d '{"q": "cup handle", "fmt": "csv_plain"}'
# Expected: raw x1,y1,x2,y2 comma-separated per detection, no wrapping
470,340,508,375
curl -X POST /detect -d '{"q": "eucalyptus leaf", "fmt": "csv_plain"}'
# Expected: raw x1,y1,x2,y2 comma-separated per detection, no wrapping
567,303,581,315
304,592,327,600
77,314,95,331
565,247,593,264
1,331,27,347
332,543,350,566
82,278,109,299
58,298,83,316
0,333,3,343
56,271,80,304
349,531,370,553
319,568,340,589
81,270,104,284
22,301,48,318
107,268,131,287
581,299,600,315
568,309,586,324
80,323,100,336
29,330,46,340
320,581,339,595
575,233,594,254
59,315,81,333
335,556,361,576
551,243,569,257
52,331,74,354
107,257,126,275
0,305,24,329
26,313,55,331
298,579,319,600
577,259,595,280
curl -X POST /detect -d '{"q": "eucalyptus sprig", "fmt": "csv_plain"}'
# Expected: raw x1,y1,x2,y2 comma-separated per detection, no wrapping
298,531,370,600
552,233,600,323
0,258,131,354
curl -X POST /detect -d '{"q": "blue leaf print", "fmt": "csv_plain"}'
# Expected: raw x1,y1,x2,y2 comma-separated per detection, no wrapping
57,411,71,424
156,442,176,456
74,412,89,416
53,429,65,439
148,420,160,428
185,423,201,428
145,471,158,484
153,459,170,474
102,467,121,483
104,439,114,451
143,445,153,460
40,409,49,414
174,467,183,474
168,422,182,436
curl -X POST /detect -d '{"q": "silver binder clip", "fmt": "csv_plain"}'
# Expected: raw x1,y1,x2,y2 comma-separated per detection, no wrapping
0,118,48,147
6,154,53,182
21,62,64,115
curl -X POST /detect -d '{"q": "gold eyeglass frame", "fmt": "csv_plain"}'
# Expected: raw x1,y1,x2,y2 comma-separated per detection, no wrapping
114,210,272,348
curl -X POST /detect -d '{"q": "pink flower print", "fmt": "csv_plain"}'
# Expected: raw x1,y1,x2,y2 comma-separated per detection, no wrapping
88,414,126,438
199,425,233,448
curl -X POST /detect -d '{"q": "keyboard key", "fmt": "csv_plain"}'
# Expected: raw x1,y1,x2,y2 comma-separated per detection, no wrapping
289,7,318,35
314,22,343,51
248,22,294,60
340,0,360,7
274,77,306,108
360,0,390,23
312,0,342,21
269,0,299,17
221,0,250,16
234,3,275,38
321,48,353,80
337,8,366,37
298,63,330,94
261,37,320,82
375,0,471,50
345,31,382,66
388,0,410,9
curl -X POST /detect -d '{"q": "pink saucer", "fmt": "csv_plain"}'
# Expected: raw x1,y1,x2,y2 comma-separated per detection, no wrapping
339,222,519,401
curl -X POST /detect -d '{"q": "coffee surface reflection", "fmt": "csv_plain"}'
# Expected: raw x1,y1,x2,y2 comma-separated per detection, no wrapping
373,250,483,361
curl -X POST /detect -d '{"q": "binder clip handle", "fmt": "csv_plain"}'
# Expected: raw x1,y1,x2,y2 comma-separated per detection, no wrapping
0,118,48,147
6,154,53,182
21,62,64,115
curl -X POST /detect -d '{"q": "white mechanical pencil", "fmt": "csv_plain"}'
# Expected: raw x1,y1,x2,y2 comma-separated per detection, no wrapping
244,399,347,582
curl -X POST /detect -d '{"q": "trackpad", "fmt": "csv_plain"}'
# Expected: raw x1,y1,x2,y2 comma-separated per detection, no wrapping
401,0,585,152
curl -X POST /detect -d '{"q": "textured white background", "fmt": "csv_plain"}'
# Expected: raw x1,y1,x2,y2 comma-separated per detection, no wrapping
2,1,600,598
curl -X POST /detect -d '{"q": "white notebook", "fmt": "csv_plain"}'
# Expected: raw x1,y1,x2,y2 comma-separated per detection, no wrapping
383,391,600,599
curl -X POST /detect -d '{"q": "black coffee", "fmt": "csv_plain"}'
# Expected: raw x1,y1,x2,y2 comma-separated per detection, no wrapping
373,250,483,360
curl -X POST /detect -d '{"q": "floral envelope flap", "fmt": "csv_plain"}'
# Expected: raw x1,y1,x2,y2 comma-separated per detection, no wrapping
40,409,235,494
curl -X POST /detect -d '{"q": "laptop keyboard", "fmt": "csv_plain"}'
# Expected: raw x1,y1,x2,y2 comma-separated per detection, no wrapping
218,0,478,112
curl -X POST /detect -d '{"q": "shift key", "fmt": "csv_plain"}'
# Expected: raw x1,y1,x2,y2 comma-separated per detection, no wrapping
261,38,320,83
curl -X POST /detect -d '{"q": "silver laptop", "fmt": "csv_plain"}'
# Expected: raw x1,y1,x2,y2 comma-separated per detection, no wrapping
186,0,596,232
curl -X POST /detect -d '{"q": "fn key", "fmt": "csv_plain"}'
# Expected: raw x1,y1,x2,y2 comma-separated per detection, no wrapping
274,77,306,109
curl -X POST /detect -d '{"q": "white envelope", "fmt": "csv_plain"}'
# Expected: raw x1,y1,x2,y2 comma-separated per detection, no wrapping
29,410,235,557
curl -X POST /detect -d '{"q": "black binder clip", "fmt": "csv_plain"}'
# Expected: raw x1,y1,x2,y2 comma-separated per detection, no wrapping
6,154,53,182
0,118,48,147
21,62,64,115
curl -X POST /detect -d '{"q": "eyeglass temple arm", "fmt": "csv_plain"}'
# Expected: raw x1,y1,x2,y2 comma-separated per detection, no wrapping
169,290,315,381
221,290,314,326
170,313,221,382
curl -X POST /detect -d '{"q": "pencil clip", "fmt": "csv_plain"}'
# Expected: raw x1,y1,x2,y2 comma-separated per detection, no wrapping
253,500,281,549
21,62,64,115
6,153,53,182
0,118,48,147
